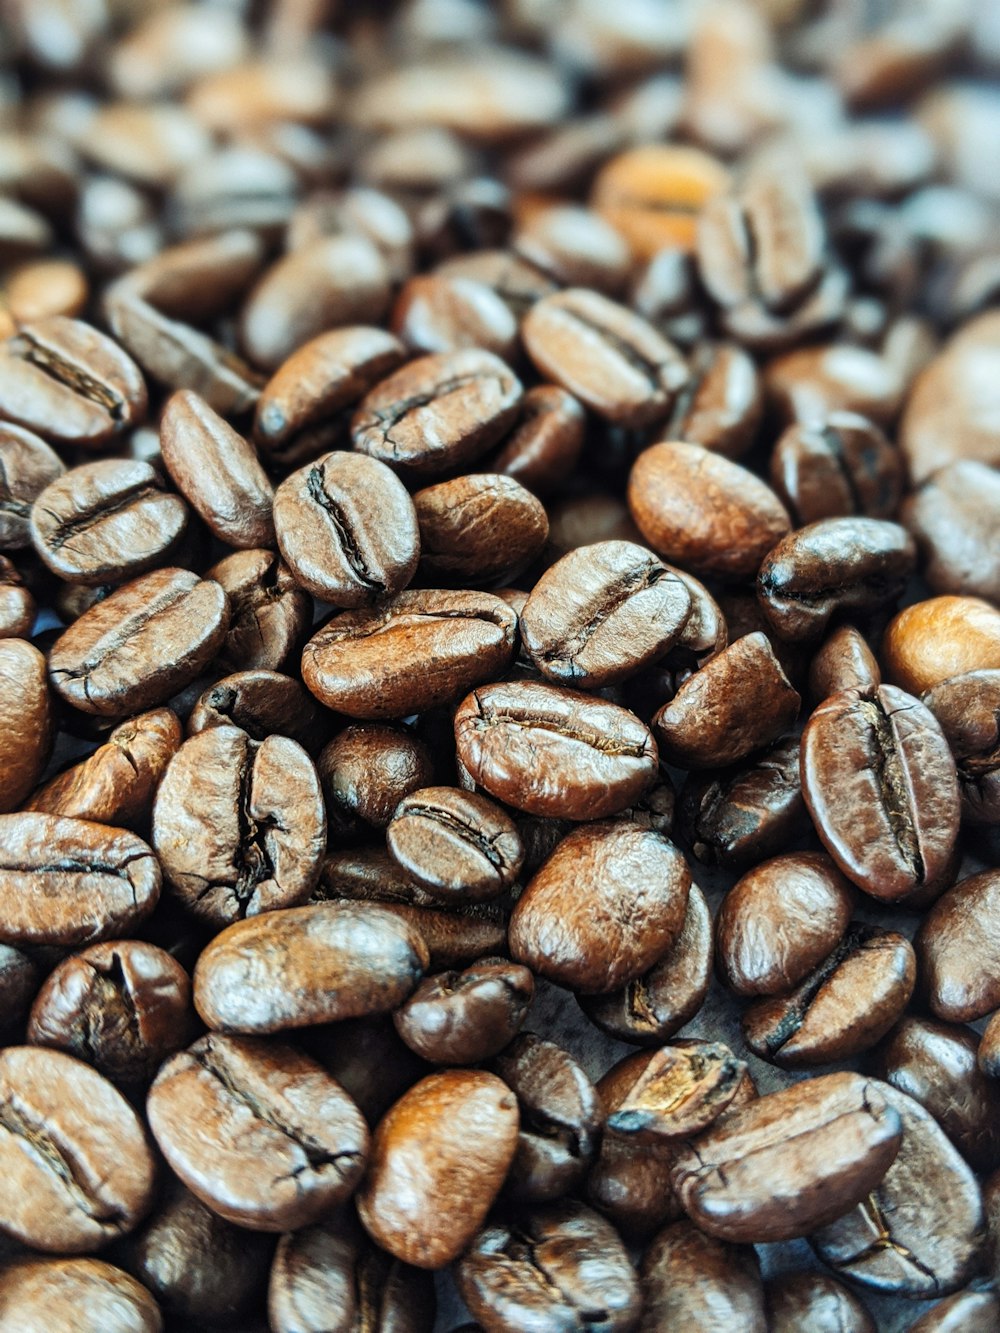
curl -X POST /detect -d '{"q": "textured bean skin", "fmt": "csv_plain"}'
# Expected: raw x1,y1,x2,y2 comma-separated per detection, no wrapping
0,640,52,813
0,1258,163,1333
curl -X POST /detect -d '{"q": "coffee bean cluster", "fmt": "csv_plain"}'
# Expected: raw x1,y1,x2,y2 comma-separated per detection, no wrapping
0,1,998,1330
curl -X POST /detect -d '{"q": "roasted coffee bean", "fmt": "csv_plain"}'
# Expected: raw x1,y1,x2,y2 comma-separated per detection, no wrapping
48,567,230,717
193,903,429,1033
455,1201,641,1333
514,204,631,295
904,460,1000,601
979,1010,1000,1080
639,1220,766,1332
492,1033,602,1204
186,671,326,753
510,821,690,993
0,422,64,549
801,684,961,902
663,340,762,459
522,288,688,428
592,144,731,257
303,590,516,721
413,474,548,587
763,1273,875,1333
148,1033,368,1231
27,939,193,1084
393,958,534,1065
916,870,1000,1023
29,458,187,586
455,680,658,820
318,725,434,836
0,813,159,947
356,1070,519,1269
0,1045,155,1252
268,1210,435,1333
587,1111,683,1239
601,1042,746,1143
159,390,274,549
770,413,905,526
0,555,34,638
391,273,518,361
206,548,312,675
490,384,585,497
909,1290,1000,1332
273,450,419,606
0,1257,162,1333
386,787,522,902
923,670,1000,825
883,596,1000,696
578,882,713,1046
0,943,39,1030
765,343,903,427
0,316,147,447
670,1072,903,1243
811,1082,984,1298
654,632,800,770
0,638,52,812
436,250,557,322
808,624,881,704
351,349,522,476
628,441,791,581
520,541,692,690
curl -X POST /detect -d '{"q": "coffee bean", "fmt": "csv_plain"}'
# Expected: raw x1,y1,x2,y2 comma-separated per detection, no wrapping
514,204,631,295
591,144,730,257
392,272,519,360
0,422,64,549
602,1042,746,1144
187,667,326,747
770,413,905,526
904,460,1000,601
0,639,52,812
765,343,904,426
639,1220,766,1332
664,341,763,459
0,1258,162,1332
436,249,557,321
764,1273,875,1333
386,787,523,902
318,724,434,836
883,595,1000,695
808,624,881,704
147,1033,369,1231
0,555,34,638
413,474,548,587
490,384,585,497
923,670,1000,825
909,1290,1000,1332
393,958,534,1065
916,870,1000,1023
206,548,312,675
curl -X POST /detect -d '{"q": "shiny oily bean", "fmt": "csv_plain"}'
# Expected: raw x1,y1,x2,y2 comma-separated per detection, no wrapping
147,1034,369,1232
490,384,585,497
757,517,916,643
0,943,39,1030
27,940,193,1085
0,639,52,813
510,821,690,994
391,273,518,361
670,1072,903,1244
303,590,517,721
764,343,903,427
159,390,274,549
454,680,659,820
801,684,961,902
273,450,419,607
186,670,327,753
883,596,1000,696
153,727,325,929
586,1130,681,1241
639,1220,766,1333
811,1082,984,1298
0,813,159,947
763,1273,875,1333
923,670,1000,825
318,725,434,836
514,204,631,295
386,787,523,902
48,567,230,717
770,413,904,527
0,1046,156,1253
668,341,763,459
356,1070,519,1270
413,474,548,587
393,958,534,1065
455,1201,641,1333
351,348,523,476
193,903,429,1033
0,422,64,549
910,1290,1000,1332
0,556,34,639
903,460,1000,602
628,441,791,581
602,1043,746,1144
916,870,1000,1023
808,624,881,704
207,547,311,675
522,288,688,428
0,1258,163,1333
30,458,187,585
591,144,731,258
980,1011,1000,1080
520,540,692,690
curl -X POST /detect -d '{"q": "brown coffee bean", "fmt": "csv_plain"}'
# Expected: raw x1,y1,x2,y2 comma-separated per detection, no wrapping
0,1257,162,1333
909,1290,1000,1332
801,684,961,902
602,1042,746,1144
490,384,585,497
454,680,659,819
414,474,548,587
356,1069,519,1269
0,422,64,549
514,204,631,296
522,288,688,428
520,540,692,689
904,460,1000,602
436,249,557,321
808,624,881,704
193,903,429,1033
765,344,904,427
0,555,35,638
923,670,1000,825
883,596,1000,695
393,958,534,1065
0,638,52,812
318,725,434,836
147,1033,368,1231
628,441,791,581
0,813,160,947
186,670,326,752
0,1045,155,1252
770,413,905,526
916,870,1000,1023
764,1273,875,1333
391,273,518,360
386,787,523,902
664,341,763,459
591,144,730,257
980,1011,1000,1080
639,1220,766,1332
206,548,311,675
48,567,230,717
509,820,690,993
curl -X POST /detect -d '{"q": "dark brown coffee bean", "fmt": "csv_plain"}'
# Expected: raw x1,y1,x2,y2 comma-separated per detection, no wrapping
0,813,160,947
979,1010,1000,1080
916,870,1000,1023
0,316,147,447
801,683,961,902
909,1290,1000,1332
436,249,557,321
194,903,429,1033
186,670,327,752
148,1033,369,1231
159,390,274,549
811,1082,984,1298
522,287,688,427
318,725,434,836
757,517,916,642
490,383,586,496
356,1070,519,1269
386,787,523,902
0,638,52,811
351,348,523,475
510,821,690,993
48,567,230,717
303,590,517,720
0,1257,162,1332
639,1220,766,1332
602,1042,746,1144
0,942,39,1030
0,554,34,638
770,413,905,527
0,422,64,549
391,273,518,361
808,624,881,704
548,493,642,556
27,939,193,1084
514,204,630,295
764,1273,875,1333
904,460,1000,602
923,670,1000,826
765,343,902,426
670,1072,903,1243
0,1045,156,1252
454,680,659,819
302,1016,430,1133
413,474,548,587
393,958,534,1065
206,548,312,675
153,726,325,929
664,341,762,459
628,441,791,581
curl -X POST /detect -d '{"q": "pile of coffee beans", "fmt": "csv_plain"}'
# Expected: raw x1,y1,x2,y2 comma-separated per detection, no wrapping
0,1,999,1329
